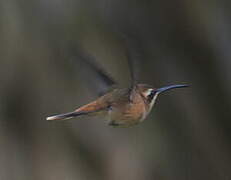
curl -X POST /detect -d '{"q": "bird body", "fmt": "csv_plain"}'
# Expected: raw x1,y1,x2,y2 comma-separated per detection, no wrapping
46,84,188,127
47,38,189,127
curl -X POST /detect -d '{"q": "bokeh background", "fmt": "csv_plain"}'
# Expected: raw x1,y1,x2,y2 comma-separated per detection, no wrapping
1,0,231,179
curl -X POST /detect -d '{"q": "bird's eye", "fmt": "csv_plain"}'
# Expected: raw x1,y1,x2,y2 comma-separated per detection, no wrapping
147,90,156,102
148,91,154,98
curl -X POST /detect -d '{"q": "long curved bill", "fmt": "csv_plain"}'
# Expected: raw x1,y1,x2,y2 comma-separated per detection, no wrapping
156,84,189,94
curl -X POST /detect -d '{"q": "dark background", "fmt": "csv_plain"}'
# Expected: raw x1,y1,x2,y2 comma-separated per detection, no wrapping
0,0,231,179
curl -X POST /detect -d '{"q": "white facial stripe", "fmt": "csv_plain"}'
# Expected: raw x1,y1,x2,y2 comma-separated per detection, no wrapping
141,93,159,121
143,89,153,97
148,93,159,112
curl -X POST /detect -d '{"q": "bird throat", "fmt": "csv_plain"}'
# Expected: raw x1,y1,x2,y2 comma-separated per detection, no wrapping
147,93,159,113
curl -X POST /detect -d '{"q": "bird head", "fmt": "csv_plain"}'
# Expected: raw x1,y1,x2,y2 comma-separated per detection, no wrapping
136,84,189,111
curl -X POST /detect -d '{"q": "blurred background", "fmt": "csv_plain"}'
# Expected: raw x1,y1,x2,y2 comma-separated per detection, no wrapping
0,0,231,179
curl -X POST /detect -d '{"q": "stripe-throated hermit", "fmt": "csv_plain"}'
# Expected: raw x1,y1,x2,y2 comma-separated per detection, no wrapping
46,38,189,127
46,84,188,127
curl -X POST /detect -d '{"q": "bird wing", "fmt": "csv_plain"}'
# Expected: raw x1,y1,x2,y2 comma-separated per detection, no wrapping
121,33,144,88
69,46,117,96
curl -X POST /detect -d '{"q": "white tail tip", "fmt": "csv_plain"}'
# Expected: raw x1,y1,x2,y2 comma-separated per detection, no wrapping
46,112,75,121
46,116,57,121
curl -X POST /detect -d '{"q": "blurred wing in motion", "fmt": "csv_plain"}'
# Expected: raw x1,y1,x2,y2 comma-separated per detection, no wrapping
70,47,117,96
121,34,143,88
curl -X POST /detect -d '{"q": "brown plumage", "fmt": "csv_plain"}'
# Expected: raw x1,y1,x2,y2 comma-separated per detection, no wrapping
46,84,188,127
47,38,188,127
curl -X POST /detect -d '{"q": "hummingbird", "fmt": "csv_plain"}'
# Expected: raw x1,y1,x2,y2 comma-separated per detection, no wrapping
47,38,189,127
46,84,188,127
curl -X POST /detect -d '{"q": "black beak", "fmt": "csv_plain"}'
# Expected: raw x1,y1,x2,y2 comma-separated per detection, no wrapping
156,84,189,94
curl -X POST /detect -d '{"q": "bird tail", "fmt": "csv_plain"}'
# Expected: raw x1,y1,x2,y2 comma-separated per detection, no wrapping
46,99,108,121
46,111,84,121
